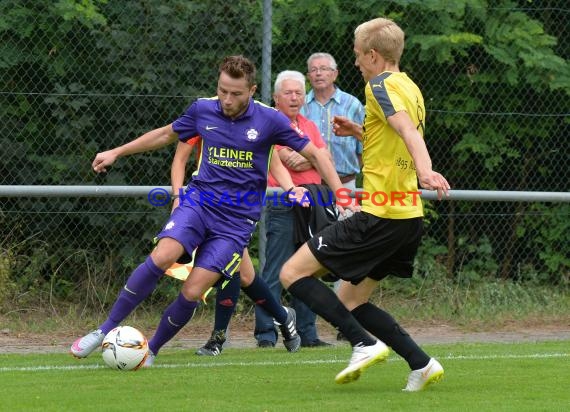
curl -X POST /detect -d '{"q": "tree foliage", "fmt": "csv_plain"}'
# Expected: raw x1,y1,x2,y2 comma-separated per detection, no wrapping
0,0,568,308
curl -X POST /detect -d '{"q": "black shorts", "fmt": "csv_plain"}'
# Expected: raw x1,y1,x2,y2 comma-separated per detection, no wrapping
307,212,423,285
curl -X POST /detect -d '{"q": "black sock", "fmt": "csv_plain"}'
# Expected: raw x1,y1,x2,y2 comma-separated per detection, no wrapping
242,275,287,324
352,302,430,369
213,272,241,332
288,277,375,347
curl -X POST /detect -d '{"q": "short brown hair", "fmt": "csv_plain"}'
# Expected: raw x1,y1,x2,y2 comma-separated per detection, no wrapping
219,55,257,87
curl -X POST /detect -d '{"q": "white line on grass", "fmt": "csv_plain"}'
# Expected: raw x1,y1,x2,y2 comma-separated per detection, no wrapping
1,352,568,373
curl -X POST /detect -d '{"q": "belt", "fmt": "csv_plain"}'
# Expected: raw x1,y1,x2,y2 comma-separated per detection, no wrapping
339,174,356,183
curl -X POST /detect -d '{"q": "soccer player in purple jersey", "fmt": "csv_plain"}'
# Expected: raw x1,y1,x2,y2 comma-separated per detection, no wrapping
170,138,312,357
70,55,355,364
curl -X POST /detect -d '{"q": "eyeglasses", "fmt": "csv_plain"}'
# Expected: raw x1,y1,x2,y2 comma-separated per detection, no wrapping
308,66,336,74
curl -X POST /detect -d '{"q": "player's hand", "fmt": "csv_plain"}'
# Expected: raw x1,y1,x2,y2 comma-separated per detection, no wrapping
288,186,310,207
332,115,356,137
418,171,450,200
336,200,361,217
92,150,119,173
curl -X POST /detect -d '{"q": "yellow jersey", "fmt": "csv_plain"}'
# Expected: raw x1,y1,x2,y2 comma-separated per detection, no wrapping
361,71,425,219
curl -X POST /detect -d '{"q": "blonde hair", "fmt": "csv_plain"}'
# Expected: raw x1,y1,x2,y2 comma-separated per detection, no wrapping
354,18,405,64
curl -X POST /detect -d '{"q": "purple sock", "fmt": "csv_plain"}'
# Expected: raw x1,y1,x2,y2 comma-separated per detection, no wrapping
242,275,287,324
99,256,164,334
148,293,198,355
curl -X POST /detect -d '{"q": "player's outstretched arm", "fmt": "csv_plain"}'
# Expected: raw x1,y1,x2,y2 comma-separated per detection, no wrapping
171,139,198,210
388,111,450,200
92,124,178,173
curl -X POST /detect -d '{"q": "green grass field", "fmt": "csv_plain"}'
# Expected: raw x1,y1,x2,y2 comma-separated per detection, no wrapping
1,340,568,411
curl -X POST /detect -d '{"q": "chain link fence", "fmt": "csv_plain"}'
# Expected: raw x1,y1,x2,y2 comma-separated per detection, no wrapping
1,1,568,309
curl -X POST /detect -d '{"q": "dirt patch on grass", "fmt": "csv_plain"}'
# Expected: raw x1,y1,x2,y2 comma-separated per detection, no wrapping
1,316,569,354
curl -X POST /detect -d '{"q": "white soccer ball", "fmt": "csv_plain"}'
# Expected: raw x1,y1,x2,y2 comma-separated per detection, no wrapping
101,326,149,371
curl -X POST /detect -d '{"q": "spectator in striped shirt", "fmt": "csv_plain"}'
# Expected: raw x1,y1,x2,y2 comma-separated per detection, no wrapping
301,52,365,193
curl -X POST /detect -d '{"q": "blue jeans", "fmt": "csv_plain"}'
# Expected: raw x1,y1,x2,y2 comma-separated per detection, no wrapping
254,203,319,345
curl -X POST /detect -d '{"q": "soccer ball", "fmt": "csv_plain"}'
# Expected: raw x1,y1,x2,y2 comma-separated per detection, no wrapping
101,326,149,371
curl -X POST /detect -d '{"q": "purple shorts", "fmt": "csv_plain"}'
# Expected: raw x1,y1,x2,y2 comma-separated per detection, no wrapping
156,201,256,279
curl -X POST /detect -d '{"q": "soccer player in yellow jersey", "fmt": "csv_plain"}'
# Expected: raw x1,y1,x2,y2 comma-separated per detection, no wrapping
280,17,450,390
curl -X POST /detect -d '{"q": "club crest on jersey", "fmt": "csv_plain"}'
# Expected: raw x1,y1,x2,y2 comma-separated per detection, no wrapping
246,128,259,141
290,123,304,137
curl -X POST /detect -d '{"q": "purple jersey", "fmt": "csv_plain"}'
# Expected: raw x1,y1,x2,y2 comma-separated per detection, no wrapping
172,97,309,220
